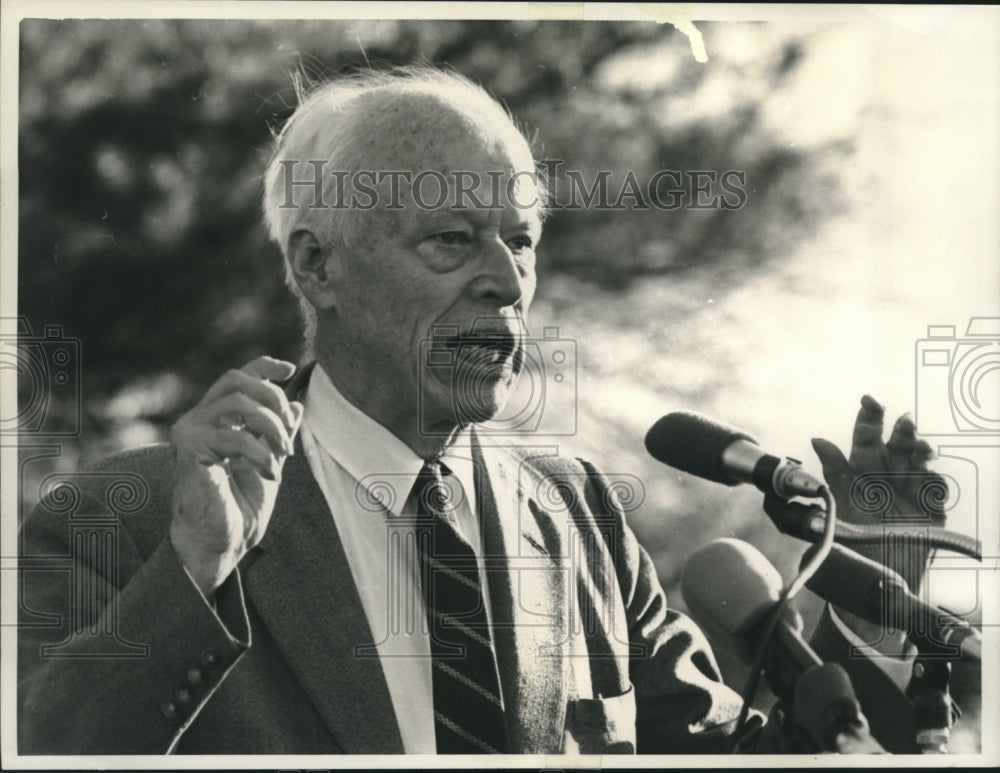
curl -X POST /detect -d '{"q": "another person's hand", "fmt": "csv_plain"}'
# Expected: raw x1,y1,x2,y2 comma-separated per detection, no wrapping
766,395,947,647
811,394,944,587
169,356,304,596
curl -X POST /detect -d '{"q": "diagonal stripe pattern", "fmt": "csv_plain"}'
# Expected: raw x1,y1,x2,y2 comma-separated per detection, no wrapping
412,461,507,754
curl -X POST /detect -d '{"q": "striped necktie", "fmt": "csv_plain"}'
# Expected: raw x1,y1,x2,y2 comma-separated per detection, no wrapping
412,461,508,754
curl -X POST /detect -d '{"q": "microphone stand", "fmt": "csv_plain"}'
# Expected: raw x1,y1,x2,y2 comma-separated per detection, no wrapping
751,619,885,753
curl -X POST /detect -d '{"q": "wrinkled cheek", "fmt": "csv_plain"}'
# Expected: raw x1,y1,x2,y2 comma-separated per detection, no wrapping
517,272,538,313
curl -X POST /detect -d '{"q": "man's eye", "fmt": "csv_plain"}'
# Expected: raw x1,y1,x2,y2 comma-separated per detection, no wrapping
506,235,534,252
430,231,471,246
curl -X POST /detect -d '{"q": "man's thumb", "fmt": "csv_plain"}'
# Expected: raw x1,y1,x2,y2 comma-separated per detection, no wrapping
810,437,853,494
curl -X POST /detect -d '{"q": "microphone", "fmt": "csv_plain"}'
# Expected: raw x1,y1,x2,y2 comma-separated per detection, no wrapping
793,662,886,754
683,539,883,753
645,412,825,499
682,539,821,682
802,543,981,662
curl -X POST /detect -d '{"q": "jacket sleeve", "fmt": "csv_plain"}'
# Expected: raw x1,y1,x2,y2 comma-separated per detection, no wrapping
17,457,251,754
569,458,784,753
573,458,967,754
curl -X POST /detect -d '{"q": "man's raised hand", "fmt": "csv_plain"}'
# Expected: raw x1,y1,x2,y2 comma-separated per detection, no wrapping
168,356,304,597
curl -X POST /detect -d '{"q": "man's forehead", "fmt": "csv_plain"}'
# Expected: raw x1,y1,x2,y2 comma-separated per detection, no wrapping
419,201,543,233
355,89,534,173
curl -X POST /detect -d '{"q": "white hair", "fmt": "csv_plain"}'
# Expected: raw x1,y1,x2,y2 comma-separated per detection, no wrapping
261,65,542,348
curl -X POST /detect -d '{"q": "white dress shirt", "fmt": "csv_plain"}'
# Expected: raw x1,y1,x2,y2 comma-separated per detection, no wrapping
299,364,489,753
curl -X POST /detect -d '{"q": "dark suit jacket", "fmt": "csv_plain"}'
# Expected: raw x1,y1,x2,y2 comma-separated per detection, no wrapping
18,429,757,754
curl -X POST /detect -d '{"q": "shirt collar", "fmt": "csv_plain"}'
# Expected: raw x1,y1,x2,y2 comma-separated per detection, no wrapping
302,363,477,518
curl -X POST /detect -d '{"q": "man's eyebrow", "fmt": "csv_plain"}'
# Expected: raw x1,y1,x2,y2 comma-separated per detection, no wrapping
422,207,499,227
419,209,476,228
513,212,544,235
416,206,543,234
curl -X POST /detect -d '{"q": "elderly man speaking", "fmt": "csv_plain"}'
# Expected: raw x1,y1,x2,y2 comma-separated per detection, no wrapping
18,66,948,756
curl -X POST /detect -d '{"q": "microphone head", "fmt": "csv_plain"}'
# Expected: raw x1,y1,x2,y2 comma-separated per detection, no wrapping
804,544,981,662
793,663,870,752
645,411,758,486
801,543,910,625
682,538,786,639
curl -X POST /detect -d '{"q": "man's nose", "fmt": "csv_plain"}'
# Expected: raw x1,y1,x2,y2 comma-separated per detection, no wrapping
470,238,527,308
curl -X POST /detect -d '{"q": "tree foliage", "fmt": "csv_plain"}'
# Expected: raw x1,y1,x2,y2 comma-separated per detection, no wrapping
19,19,841,415
16,18,858,707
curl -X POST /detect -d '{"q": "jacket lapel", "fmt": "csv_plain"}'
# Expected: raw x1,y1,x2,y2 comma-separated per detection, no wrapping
241,360,567,754
473,437,570,754
240,431,404,753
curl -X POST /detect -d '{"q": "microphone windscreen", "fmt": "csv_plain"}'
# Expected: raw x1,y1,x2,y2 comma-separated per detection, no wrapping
681,538,784,637
644,411,757,485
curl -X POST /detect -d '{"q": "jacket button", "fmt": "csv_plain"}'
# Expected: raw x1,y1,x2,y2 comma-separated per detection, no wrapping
161,699,179,718
187,667,205,685
176,687,193,704
201,649,220,669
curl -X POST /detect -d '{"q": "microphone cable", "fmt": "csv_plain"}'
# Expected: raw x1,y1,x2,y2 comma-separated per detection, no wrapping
728,485,838,751
765,499,981,559
810,518,980,560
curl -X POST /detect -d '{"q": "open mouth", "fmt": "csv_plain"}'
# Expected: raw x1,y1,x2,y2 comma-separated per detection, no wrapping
451,331,517,367
429,328,523,372
423,327,526,424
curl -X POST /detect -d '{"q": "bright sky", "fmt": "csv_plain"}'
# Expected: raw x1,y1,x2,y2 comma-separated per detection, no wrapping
527,17,999,618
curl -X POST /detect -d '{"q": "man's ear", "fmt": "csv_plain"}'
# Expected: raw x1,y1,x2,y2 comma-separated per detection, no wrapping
287,228,341,310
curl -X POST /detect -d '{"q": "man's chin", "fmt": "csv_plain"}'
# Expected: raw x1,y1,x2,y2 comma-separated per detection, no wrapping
418,359,520,433
420,381,513,429
455,361,521,418
451,381,514,424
